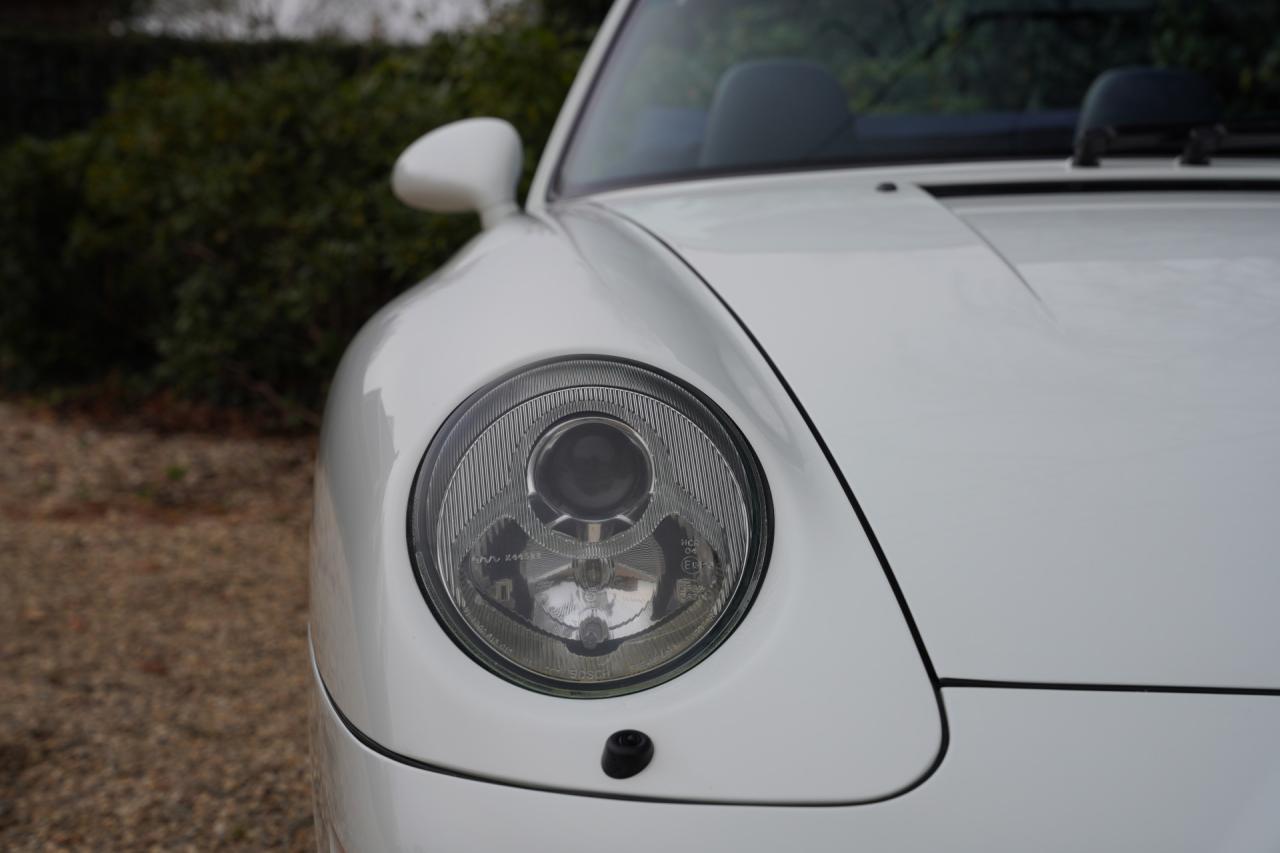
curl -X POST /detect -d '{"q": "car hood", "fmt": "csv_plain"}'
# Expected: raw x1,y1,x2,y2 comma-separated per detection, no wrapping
597,163,1280,689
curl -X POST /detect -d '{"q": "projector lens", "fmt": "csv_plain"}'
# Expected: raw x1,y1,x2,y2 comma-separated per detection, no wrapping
530,415,653,528
408,358,770,697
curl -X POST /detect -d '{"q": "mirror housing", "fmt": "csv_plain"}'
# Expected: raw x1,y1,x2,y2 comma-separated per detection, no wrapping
392,118,523,228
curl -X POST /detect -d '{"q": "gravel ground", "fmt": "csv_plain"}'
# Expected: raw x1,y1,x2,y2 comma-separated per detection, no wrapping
0,402,316,851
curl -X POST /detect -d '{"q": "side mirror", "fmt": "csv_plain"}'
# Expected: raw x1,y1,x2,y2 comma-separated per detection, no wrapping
392,118,523,228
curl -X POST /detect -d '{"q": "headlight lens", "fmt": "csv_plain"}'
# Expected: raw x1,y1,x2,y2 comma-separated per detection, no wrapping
409,358,770,697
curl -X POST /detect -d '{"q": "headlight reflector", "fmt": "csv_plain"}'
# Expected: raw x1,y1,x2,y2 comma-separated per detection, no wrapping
408,358,770,697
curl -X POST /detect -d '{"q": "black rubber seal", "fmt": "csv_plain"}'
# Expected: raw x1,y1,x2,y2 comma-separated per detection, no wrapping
924,178,1280,198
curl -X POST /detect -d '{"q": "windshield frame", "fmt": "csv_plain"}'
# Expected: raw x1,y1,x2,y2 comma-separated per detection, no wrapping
550,0,1093,200
546,0,1280,202
543,0,642,203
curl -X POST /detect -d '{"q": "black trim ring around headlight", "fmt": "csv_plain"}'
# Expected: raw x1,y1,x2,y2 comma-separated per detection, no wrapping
407,357,772,698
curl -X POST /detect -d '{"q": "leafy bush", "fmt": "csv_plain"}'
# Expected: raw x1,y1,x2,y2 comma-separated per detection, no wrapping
539,0,613,32
0,25,583,421
0,133,164,390
0,31,397,144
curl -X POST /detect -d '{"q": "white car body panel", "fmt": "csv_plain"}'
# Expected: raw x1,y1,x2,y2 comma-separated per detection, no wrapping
312,656,1280,853
311,205,942,803
602,162,1280,689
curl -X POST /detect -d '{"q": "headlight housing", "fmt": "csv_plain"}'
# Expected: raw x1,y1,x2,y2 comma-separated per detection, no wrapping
408,358,770,697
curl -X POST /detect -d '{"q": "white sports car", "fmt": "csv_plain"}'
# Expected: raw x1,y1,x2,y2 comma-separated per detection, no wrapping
309,1,1280,849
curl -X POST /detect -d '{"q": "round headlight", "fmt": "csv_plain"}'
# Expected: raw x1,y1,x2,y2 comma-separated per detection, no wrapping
408,358,770,697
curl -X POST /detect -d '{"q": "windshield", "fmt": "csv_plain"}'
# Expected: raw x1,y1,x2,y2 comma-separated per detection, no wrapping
556,0,1280,195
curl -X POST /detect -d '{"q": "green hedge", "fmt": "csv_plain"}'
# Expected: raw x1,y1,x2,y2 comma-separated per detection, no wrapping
0,25,583,422
0,31,402,144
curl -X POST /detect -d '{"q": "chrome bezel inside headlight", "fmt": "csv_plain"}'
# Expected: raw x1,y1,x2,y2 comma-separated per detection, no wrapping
407,357,771,698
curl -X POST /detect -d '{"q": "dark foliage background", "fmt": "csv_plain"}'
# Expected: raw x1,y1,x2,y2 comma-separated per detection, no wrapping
0,9,595,424
0,32,396,143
